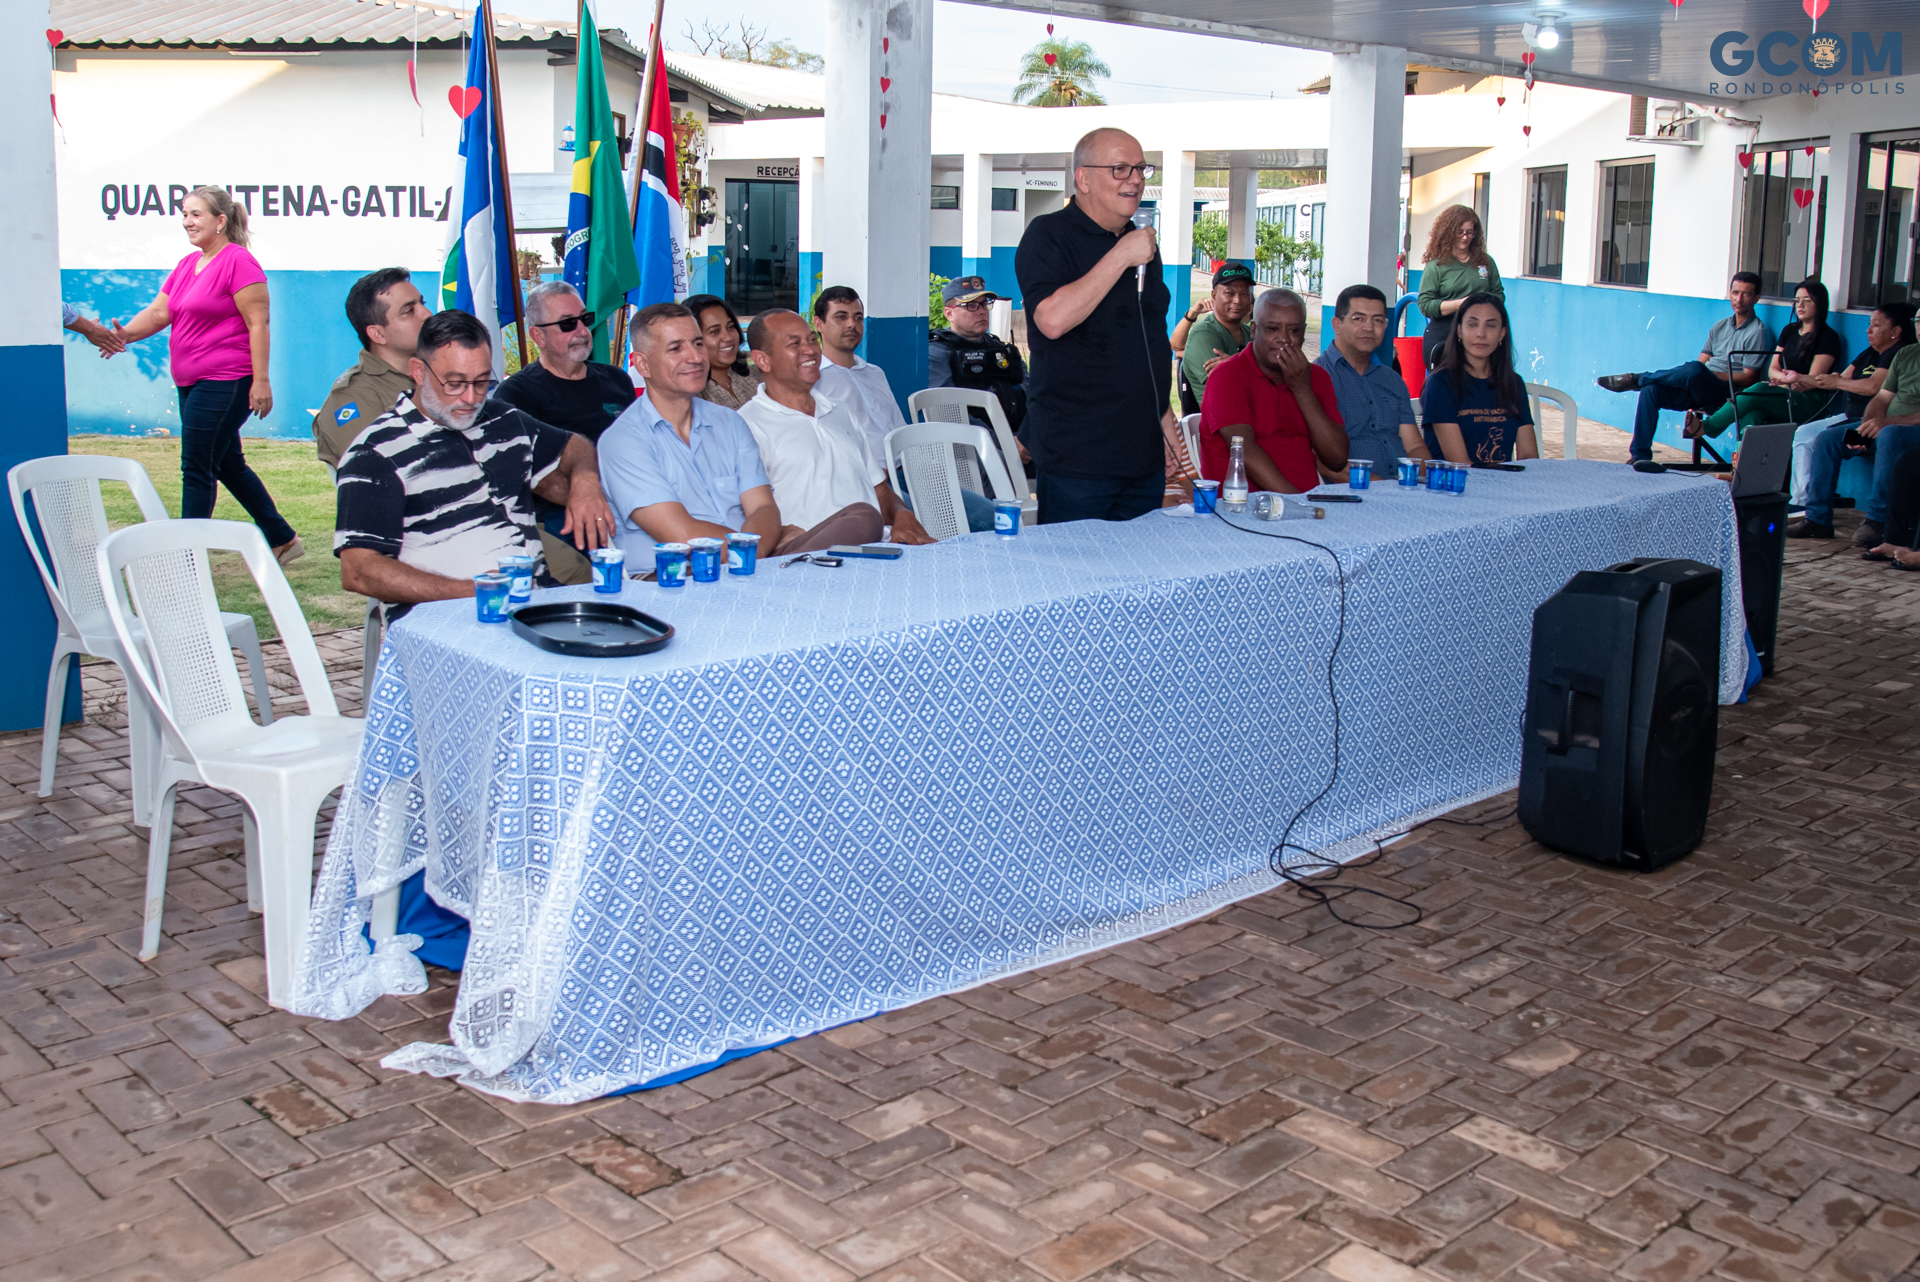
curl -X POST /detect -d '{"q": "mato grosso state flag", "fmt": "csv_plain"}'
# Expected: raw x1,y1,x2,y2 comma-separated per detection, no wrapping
627,28,687,309
440,0,517,376
561,4,639,362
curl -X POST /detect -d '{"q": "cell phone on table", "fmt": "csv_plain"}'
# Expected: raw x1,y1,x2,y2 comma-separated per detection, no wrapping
1473,462,1526,471
1306,493,1363,504
827,544,905,559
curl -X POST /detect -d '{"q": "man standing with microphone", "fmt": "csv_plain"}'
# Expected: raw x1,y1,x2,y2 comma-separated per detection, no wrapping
1016,128,1183,523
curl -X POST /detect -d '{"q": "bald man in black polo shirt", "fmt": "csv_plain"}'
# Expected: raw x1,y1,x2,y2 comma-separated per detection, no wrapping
1015,127,1183,523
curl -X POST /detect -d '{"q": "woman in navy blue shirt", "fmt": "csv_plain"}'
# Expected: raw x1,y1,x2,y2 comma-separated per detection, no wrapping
1422,293,1539,465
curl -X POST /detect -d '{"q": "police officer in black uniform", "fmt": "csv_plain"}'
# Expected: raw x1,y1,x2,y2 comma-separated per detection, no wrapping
928,277,1029,457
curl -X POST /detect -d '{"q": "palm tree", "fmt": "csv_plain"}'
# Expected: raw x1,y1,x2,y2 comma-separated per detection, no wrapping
1012,38,1110,106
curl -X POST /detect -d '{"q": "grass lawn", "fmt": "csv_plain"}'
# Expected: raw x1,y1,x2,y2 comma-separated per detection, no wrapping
68,435,361,640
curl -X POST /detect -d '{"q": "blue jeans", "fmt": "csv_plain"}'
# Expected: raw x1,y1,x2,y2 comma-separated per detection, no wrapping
176,378,297,547
893,467,995,532
1035,471,1164,524
1629,362,1731,461
1804,421,1920,526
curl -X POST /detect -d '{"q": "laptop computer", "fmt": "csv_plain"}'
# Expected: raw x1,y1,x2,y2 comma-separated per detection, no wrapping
1729,422,1795,498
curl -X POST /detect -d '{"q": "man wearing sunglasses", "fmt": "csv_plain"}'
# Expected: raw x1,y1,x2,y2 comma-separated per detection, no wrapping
495,281,637,446
1015,127,1181,523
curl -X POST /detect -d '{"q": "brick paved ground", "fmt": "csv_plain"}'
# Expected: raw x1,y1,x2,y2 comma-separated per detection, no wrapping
5,423,1918,1282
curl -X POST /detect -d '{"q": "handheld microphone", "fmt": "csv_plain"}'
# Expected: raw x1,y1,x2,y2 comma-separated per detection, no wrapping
1130,206,1157,293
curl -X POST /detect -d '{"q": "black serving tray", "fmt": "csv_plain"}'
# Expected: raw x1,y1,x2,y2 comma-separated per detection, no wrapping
509,601,674,657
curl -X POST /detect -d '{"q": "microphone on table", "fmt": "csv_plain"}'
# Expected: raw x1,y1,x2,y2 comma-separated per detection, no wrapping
1131,206,1157,293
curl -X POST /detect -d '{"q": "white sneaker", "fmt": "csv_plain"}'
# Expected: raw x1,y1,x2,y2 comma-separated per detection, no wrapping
274,536,305,568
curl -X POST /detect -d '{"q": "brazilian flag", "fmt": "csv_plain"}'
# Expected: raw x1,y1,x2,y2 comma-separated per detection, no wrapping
561,5,641,364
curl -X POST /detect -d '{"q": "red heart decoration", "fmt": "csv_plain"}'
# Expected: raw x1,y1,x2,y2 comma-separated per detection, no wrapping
449,85,481,119
1806,144,1816,155
1793,187,1814,208
880,76,890,91
1737,151,1753,167
1044,51,1057,67
879,113,887,129
1497,95,1507,107
45,27,63,46
1523,125,1532,136
1668,0,1682,8
1803,0,1828,18
1521,51,1536,65
1047,23,1054,33
882,37,889,51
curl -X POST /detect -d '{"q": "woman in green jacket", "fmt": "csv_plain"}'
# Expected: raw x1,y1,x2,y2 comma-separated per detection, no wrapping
1418,205,1504,368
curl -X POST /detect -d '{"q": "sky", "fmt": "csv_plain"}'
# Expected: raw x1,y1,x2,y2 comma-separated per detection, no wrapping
516,0,1332,104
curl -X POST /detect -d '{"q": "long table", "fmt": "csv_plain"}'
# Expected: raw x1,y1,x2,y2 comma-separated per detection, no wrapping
290,460,1743,1103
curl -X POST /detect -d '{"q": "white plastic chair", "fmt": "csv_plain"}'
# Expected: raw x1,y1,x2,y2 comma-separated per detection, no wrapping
97,518,369,1006
1526,383,1580,460
1179,413,1204,477
884,423,1018,541
9,456,275,827
907,388,1034,516
322,461,385,701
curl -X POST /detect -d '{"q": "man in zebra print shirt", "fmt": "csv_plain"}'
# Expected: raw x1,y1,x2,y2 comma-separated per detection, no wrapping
333,309,616,619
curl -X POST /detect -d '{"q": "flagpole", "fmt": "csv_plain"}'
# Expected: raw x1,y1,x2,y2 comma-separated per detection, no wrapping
483,0,530,370
616,0,669,358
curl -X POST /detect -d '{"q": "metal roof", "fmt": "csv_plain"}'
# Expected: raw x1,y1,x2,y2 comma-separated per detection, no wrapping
49,0,755,115
950,0,1920,101
661,51,825,118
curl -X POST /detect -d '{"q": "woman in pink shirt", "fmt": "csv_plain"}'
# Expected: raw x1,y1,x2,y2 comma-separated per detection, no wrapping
113,186,301,564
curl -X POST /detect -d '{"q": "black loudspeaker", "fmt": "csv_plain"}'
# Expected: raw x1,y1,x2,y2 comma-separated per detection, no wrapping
1736,491,1787,677
1518,558,1723,872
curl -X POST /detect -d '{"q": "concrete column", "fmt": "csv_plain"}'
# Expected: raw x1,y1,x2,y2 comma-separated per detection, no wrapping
3,7,77,732
1323,44,1407,330
1226,165,1259,266
798,155,825,320
961,152,992,285
825,0,933,409
1158,147,1197,332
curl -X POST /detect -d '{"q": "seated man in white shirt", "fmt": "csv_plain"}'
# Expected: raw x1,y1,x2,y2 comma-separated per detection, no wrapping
737,309,932,547
815,285,996,534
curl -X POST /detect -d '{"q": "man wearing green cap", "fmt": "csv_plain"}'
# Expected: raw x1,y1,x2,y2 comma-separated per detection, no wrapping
1173,263,1255,410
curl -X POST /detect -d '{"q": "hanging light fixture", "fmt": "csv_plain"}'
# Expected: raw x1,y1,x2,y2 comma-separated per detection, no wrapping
1523,14,1563,50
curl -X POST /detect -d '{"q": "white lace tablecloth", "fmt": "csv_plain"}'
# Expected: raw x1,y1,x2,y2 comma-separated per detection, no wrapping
289,460,1742,1102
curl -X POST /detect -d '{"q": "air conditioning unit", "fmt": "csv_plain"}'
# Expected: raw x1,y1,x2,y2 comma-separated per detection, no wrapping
1627,98,1704,146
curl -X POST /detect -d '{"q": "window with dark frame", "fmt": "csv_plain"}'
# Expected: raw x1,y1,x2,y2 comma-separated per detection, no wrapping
1598,160,1655,287
1851,131,1920,310
991,188,1017,211
1526,167,1567,279
930,185,959,210
1472,172,1491,229
1738,139,1829,300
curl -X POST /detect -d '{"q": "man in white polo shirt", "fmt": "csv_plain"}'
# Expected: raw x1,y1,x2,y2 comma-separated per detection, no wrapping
737,310,933,546
812,285,904,462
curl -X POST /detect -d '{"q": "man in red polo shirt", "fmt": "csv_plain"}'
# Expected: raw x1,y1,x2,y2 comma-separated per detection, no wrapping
1199,289,1348,493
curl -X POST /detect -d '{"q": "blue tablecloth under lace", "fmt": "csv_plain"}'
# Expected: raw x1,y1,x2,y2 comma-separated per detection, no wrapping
289,460,1743,1103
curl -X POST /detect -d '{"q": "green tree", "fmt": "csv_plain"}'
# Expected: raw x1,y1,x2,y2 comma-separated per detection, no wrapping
1012,38,1109,106
929,274,951,330
1192,217,1227,264
1256,223,1322,280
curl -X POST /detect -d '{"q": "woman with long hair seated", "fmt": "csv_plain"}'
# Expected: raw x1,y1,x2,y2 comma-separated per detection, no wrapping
682,293,763,409
1421,292,1539,465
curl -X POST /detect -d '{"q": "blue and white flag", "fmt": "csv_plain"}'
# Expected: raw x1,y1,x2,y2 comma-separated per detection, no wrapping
440,0,518,376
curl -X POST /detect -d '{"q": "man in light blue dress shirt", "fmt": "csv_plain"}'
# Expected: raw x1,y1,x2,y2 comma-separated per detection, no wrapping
598,304,784,561
1313,284,1423,481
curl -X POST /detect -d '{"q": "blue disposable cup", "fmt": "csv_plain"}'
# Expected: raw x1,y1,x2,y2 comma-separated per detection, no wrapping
1348,459,1373,490
993,501,1021,536
498,555,534,603
1426,460,1450,492
655,542,689,587
1397,458,1421,488
726,532,760,575
688,537,723,583
1450,462,1469,494
590,546,625,593
1193,480,1220,514
474,572,510,622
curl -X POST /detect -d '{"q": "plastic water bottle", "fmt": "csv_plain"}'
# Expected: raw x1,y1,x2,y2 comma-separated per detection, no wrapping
1222,436,1250,513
